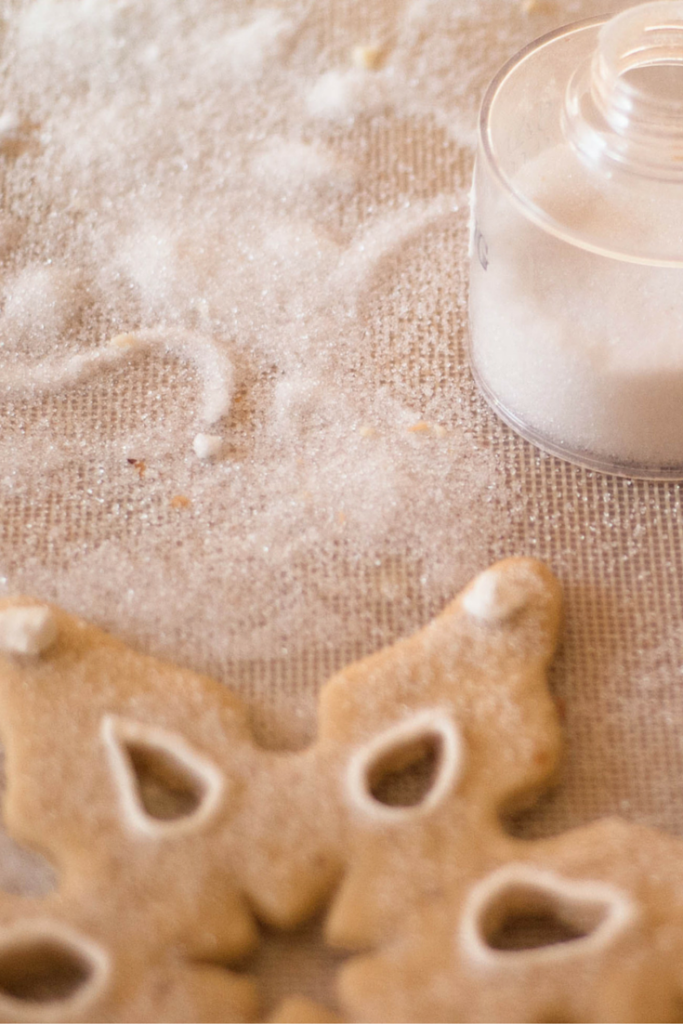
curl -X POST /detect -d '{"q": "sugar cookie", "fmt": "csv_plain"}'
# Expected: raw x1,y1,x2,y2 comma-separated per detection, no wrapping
0,598,335,1020
339,818,683,1023
319,557,563,949
0,559,563,1020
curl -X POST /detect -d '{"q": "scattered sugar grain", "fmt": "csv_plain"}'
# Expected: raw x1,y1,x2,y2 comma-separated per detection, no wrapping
251,138,355,194
0,0,609,710
305,68,381,120
219,9,292,78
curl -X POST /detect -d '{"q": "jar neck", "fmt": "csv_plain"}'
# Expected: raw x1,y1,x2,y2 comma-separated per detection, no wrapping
564,1,683,182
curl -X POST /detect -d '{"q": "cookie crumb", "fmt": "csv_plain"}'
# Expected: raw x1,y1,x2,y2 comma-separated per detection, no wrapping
359,424,376,438
0,605,58,656
170,494,191,509
462,567,529,624
193,433,223,460
110,333,139,350
407,421,431,433
351,44,384,70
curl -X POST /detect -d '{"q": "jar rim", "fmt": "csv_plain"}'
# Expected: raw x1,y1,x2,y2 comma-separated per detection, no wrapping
478,12,683,268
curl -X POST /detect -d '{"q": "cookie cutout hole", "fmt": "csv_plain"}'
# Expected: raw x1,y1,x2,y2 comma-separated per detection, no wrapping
0,938,92,1003
124,742,205,820
347,710,462,822
367,732,441,808
0,925,108,1017
483,900,592,952
463,866,635,964
102,716,224,836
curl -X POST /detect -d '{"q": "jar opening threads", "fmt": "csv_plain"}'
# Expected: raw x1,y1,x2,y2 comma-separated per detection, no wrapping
564,2,683,182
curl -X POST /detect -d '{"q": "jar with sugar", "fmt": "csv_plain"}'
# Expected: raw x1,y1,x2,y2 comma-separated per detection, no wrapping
469,1,683,478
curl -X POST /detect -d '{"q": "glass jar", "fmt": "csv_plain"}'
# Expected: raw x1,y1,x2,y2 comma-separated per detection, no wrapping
469,2,683,478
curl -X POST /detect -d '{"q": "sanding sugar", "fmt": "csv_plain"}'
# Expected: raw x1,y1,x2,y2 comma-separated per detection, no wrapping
2,3,681,963
0,0,634,733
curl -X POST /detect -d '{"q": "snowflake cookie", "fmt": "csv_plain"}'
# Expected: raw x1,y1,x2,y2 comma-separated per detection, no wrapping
340,816,683,1023
0,558,563,1021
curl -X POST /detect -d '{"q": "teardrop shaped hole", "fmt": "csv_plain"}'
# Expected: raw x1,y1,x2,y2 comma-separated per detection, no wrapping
124,741,207,821
0,938,93,1004
366,731,442,808
489,909,585,951
481,883,608,952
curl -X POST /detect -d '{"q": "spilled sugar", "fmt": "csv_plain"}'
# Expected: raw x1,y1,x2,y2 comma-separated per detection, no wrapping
0,327,234,425
4,3,683,1007
0,0,633,740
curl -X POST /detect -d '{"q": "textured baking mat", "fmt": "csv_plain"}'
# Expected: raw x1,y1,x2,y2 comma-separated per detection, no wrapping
0,0,677,1016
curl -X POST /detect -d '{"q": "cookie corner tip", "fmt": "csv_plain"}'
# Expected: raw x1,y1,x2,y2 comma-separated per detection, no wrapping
0,599,60,658
457,557,561,627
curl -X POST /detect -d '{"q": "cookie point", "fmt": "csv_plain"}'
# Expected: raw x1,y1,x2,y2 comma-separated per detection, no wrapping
462,567,530,625
0,604,58,656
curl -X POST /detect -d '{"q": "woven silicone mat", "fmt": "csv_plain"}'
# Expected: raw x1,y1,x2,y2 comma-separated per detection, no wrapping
0,0,678,1014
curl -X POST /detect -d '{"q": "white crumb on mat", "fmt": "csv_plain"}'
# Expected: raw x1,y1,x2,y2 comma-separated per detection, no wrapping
0,606,57,656
193,434,223,460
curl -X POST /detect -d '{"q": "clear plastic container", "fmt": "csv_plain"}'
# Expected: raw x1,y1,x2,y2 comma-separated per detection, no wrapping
469,2,683,478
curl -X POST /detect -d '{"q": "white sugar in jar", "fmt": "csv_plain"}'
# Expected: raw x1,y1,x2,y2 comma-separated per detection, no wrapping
469,2,683,478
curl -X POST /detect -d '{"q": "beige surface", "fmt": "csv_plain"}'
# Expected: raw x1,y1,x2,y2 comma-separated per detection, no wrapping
0,0,680,1017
